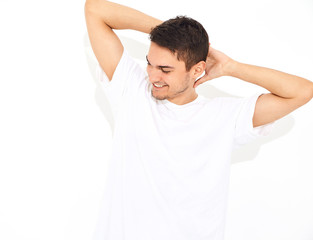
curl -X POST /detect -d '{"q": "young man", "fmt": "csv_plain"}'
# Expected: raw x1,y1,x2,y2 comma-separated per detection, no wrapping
84,1,313,240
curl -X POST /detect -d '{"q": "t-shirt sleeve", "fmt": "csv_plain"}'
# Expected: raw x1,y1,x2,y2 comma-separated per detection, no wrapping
95,49,146,120
233,93,276,150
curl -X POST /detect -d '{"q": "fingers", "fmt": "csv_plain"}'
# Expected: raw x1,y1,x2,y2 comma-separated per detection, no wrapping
193,75,210,88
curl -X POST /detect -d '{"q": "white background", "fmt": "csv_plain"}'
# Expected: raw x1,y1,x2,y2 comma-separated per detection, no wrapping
0,0,313,239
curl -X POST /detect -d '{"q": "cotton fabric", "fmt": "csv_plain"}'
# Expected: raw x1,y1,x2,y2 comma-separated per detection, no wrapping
91,50,275,240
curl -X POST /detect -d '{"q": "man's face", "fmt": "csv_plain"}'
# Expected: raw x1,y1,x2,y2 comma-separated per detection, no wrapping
146,42,197,105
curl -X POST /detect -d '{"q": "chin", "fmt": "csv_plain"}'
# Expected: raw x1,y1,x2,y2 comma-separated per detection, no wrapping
151,91,168,101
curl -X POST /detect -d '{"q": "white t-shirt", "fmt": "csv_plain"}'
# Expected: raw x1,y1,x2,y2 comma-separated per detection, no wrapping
92,50,275,240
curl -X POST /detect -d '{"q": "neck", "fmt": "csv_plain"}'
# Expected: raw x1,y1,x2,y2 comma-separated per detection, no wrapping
168,91,198,105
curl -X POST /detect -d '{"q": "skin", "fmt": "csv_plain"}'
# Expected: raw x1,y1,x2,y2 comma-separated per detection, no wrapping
85,0,313,128
146,42,206,105
195,46,313,127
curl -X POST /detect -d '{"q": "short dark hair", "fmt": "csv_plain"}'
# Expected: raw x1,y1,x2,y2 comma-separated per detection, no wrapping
149,16,209,71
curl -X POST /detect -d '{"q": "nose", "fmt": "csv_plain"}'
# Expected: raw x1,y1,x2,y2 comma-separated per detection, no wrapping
147,67,161,83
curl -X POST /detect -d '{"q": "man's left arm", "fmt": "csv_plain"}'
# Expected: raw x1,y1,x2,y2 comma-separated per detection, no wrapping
228,61,313,127
194,47,313,128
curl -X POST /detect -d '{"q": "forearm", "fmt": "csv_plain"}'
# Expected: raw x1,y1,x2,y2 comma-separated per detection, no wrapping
85,0,162,34
227,61,313,99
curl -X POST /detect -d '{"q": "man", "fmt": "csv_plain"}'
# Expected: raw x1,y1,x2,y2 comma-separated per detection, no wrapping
84,1,313,240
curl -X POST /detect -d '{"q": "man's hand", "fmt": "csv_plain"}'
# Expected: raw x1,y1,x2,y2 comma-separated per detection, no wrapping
193,47,234,88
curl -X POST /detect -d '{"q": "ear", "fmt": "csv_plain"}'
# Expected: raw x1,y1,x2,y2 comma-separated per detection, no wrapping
191,61,206,79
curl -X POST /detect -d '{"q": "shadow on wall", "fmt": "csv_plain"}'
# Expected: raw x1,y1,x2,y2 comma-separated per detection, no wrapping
83,33,294,165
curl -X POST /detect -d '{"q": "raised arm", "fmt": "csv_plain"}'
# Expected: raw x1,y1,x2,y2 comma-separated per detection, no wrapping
84,0,162,80
194,47,313,127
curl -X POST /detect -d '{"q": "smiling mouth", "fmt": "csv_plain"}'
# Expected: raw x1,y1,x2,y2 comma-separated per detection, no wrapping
153,83,168,89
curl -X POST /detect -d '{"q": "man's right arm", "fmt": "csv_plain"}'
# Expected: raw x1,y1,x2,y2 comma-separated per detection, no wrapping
84,0,162,80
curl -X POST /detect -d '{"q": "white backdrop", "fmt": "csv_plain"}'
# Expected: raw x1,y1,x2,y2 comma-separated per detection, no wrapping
0,0,312,239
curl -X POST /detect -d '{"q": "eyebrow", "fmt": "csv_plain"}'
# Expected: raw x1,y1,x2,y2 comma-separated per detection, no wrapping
146,55,175,69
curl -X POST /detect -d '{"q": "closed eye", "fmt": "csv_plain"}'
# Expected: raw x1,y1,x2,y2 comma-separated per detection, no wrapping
160,68,171,74
146,55,173,74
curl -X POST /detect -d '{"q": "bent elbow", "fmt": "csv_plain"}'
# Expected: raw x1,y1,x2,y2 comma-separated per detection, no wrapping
85,0,96,14
310,82,313,99
85,0,105,15
304,82,313,101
